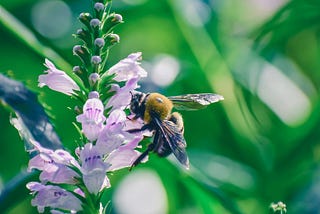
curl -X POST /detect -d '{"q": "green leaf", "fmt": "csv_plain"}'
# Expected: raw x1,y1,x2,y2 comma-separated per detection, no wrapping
254,0,320,53
0,5,85,92
154,158,243,214
0,170,39,213
0,74,62,150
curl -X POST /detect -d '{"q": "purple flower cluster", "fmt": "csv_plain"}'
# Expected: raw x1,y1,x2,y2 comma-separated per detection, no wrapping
28,52,148,213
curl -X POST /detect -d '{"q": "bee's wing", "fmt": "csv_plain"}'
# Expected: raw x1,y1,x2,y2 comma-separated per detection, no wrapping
153,116,189,169
168,93,224,110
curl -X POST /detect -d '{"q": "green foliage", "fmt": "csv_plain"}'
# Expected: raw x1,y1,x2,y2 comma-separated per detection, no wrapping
1,0,320,213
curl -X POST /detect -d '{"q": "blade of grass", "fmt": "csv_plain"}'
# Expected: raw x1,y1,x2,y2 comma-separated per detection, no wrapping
253,0,320,52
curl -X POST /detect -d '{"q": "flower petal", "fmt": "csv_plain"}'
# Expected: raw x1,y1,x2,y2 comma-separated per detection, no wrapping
28,140,80,184
76,98,106,141
79,143,110,194
106,148,147,171
38,59,80,95
26,182,82,213
83,170,110,194
106,109,126,125
106,78,139,111
96,124,127,155
96,110,137,155
107,52,147,82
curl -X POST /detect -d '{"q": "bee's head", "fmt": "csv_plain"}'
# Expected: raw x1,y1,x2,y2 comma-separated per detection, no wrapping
129,91,147,117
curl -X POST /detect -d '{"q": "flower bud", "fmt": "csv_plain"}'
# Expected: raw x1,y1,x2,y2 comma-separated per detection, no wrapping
270,202,287,214
112,14,123,23
75,28,92,47
88,91,100,99
105,34,120,47
73,45,82,55
73,45,91,66
91,56,102,65
76,28,86,37
94,2,105,19
73,45,89,56
94,3,104,12
73,65,88,83
94,38,105,48
73,66,81,74
74,105,82,114
101,13,123,33
90,19,101,28
79,13,93,29
89,73,100,86
90,19,101,37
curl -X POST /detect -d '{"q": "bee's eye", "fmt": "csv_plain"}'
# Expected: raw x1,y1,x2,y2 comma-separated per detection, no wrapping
130,100,139,113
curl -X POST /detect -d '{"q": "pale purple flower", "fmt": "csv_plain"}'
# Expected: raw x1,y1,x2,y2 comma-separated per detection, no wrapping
76,98,106,141
74,136,146,196
79,143,110,194
106,136,147,171
96,109,148,171
106,78,139,110
31,51,151,213
39,59,80,95
107,108,127,124
29,155,78,184
26,182,82,213
28,140,80,184
107,52,147,82
96,109,137,154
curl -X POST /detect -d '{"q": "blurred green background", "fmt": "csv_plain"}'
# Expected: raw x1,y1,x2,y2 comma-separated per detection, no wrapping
1,0,320,213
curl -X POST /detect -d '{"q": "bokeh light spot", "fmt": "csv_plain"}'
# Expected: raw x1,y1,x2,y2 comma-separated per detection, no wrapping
257,66,312,127
113,169,168,214
31,0,72,39
178,0,211,26
150,54,180,87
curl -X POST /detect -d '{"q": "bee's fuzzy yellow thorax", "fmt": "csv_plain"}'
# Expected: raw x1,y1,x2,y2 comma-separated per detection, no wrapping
144,93,173,123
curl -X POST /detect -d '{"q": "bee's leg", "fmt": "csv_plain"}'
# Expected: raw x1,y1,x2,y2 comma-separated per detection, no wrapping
126,114,140,121
127,124,152,133
129,143,155,171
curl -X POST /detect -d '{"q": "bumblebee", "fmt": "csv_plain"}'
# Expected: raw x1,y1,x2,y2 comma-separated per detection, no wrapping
128,92,224,170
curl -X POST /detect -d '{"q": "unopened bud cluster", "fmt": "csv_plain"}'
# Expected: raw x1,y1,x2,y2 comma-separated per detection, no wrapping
270,201,287,214
73,0,123,91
